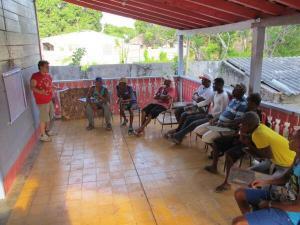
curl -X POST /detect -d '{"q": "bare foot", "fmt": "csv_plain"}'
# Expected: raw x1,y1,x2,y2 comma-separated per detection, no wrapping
215,183,231,193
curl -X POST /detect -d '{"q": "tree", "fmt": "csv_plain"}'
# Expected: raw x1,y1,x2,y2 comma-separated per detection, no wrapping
36,0,102,37
71,48,86,65
103,24,136,41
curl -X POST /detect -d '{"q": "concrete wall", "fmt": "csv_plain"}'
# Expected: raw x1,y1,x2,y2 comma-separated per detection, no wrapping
50,63,174,80
187,61,221,78
0,0,40,193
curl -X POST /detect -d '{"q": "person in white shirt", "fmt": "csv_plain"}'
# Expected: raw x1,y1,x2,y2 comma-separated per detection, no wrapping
169,78,229,144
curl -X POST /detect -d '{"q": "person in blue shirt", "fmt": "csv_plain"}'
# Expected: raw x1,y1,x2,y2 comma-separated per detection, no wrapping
232,128,300,225
116,77,137,134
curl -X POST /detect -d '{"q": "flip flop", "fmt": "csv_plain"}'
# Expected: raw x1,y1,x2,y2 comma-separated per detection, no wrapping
215,184,231,193
204,165,218,174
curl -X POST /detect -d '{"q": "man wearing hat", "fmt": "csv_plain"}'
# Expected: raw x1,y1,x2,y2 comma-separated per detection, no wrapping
167,73,214,137
116,77,137,134
86,77,112,131
134,76,175,136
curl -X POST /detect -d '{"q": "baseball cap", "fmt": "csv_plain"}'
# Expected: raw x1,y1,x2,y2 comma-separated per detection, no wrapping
119,77,127,84
95,77,102,82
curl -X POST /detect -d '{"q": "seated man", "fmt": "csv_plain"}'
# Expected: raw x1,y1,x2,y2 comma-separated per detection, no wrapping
194,83,247,145
204,93,262,192
116,77,137,134
174,73,214,123
232,127,299,225
134,76,175,136
86,77,112,131
169,77,229,144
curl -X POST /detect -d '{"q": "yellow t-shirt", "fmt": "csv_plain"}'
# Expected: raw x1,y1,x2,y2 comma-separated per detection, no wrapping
252,124,295,167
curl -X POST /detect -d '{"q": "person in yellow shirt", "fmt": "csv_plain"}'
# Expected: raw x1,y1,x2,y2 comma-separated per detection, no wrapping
239,112,295,173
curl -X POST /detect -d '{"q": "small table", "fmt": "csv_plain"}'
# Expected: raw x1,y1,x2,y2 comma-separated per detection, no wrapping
78,97,99,104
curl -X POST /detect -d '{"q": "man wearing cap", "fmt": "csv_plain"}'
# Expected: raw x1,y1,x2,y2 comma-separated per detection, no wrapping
116,77,137,134
134,76,175,136
86,77,112,131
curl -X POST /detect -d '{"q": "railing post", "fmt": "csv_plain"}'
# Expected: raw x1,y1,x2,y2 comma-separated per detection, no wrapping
249,25,265,94
178,34,184,101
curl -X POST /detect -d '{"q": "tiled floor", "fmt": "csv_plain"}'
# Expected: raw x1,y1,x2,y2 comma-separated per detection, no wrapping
4,118,240,225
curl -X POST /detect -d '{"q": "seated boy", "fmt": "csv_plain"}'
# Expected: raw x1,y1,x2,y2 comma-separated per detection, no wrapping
134,76,175,136
232,128,299,225
116,77,137,134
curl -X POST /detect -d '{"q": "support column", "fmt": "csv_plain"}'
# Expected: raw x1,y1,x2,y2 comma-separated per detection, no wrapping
0,172,5,199
249,25,265,94
178,34,184,101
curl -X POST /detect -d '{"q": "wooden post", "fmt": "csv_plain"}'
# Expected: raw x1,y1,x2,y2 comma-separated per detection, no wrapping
178,34,184,101
249,25,265,94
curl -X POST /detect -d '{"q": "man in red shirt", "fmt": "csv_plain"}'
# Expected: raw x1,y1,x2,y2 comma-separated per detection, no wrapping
134,76,175,136
30,60,56,142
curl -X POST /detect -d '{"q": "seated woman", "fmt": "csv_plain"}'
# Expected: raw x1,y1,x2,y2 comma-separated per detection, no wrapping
134,76,175,136
232,128,300,225
116,77,137,134
86,77,112,131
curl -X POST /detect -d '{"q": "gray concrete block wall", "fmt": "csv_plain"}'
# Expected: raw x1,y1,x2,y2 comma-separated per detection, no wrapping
50,63,174,80
0,0,40,182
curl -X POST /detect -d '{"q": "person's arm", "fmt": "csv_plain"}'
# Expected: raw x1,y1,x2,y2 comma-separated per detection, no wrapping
30,79,47,95
196,90,214,108
241,136,273,159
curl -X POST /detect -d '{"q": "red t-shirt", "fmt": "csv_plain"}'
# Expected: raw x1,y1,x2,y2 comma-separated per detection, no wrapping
152,86,175,109
31,72,53,105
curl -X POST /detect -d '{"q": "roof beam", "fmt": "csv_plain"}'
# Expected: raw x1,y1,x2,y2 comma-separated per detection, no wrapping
177,20,255,35
104,0,208,28
80,0,198,29
253,13,300,27
182,0,261,19
152,0,243,23
273,0,300,10
228,0,291,15
65,0,184,29
127,0,220,26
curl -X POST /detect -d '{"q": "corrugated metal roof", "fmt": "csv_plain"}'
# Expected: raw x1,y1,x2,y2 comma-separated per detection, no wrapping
226,57,300,95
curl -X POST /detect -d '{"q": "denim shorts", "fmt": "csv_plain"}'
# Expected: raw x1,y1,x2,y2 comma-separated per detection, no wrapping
245,189,294,225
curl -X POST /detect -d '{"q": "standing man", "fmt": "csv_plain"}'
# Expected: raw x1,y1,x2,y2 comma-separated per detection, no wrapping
30,60,56,142
116,77,137,134
86,77,112,131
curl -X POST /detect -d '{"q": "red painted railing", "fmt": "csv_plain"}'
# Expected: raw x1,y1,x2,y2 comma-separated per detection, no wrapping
53,76,180,117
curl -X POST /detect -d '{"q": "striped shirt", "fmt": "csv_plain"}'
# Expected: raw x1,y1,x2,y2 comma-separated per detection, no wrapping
218,97,247,125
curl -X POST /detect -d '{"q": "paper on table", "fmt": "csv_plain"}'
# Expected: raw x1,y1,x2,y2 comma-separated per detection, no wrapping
207,125,233,132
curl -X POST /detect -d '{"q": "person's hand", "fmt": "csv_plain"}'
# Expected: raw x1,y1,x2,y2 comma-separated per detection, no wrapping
250,179,268,188
258,200,270,209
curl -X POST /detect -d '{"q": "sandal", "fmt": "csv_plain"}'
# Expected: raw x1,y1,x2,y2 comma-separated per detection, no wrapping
204,165,218,174
215,184,231,193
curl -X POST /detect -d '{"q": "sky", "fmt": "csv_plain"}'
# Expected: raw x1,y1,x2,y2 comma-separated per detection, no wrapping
101,12,136,28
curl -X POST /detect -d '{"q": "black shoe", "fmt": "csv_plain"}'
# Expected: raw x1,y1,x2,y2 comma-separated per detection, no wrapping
86,125,95,130
106,124,112,131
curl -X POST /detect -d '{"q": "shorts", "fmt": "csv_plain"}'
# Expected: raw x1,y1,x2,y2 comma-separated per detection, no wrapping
122,103,138,111
245,188,294,225
143,103,167,119
214,136,245,161
38,101,54,123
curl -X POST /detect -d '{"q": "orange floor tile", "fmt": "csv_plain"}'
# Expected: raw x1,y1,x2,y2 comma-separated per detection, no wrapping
5,118,240,225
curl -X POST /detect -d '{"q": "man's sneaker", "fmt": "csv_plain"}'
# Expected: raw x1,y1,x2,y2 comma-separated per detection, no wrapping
46,130,57,136
40,134,52,142
128,127,134,135
86,125,95,130
106,124,112,131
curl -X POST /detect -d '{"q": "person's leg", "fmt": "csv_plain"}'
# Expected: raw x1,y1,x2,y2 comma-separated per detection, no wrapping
38,103,51,141
202,130,222,144
215,144,245,192
235,188,270,214
120,104,127,125
172,118,209,143
86,103,95,129
174,107,185,122
194,122,210,136
102,103,112,129
205,136,236,174
129,108,134,128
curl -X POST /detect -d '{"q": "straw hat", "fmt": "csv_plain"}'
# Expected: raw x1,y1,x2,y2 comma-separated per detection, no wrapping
199,73,213,81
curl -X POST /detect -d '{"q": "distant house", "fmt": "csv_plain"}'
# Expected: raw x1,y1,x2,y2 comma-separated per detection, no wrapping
41,31,124,65
220,57,300,104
